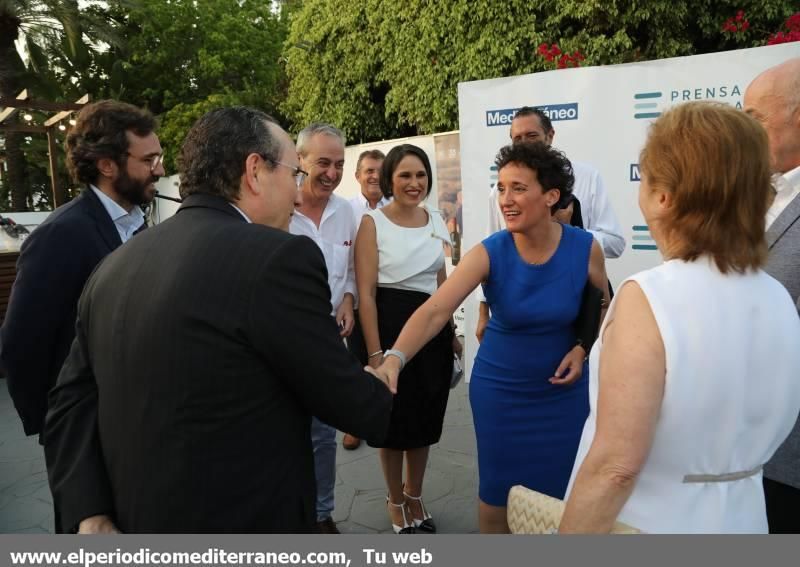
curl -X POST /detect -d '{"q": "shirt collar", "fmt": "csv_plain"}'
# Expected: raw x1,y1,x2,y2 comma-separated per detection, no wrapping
229,203,252,223
295,193,345,225
90,185,134,222
359,192,388,210
777,164,800,194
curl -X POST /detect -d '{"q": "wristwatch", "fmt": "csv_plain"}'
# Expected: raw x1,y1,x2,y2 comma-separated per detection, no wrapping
383,349,407,371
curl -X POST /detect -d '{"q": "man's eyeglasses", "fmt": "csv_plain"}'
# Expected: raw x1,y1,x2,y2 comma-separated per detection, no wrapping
128,152,165,174
265,157,308,189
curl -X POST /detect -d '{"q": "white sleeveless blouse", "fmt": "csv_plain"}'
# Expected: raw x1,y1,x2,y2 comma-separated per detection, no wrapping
368,207,450,296
566,257,800,533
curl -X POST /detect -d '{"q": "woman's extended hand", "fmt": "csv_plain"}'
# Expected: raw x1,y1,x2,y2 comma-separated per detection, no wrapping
372,356,402,394
549,345,586,386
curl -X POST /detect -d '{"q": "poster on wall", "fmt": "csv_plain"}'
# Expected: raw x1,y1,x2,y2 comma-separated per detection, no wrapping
457,43,800,380
434,133,463,261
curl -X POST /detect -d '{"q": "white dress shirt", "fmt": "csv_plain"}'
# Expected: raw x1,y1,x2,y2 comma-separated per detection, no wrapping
90,186,145,243
349,193,391,227
767,165,800,230
290,193,357,314
486,160,626,258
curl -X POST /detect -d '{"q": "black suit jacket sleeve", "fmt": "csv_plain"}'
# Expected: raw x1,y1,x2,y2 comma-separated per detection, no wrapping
251,236,392,443
1,221,92,436
44,285,114,533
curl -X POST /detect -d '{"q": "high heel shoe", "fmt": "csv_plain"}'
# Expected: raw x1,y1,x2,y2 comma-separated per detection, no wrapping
386,497,416,534
403,490,436,533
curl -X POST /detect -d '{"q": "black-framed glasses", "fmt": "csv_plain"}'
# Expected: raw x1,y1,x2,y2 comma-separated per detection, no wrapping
264,157,308,189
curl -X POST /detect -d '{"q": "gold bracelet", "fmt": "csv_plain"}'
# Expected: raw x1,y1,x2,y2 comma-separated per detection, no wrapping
368,350,383,359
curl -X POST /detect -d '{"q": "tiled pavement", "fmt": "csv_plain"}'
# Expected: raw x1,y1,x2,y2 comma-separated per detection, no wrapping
0,379,479,534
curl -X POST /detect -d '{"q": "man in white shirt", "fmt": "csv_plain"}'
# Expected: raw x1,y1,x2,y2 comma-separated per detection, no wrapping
289,123,357,534
349,149,389,226
344,149,388,451
476,106,626,340
1,101,162,443
744,57,800,534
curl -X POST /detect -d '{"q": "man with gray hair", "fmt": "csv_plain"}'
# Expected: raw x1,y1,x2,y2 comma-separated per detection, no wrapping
44,108,392,533
290,122,358,533
744,57,800,534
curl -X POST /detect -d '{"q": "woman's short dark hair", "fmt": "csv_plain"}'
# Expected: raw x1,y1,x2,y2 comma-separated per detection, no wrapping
179,107,281,201
494,142,574,213
380,144,433,199
65,100,156,185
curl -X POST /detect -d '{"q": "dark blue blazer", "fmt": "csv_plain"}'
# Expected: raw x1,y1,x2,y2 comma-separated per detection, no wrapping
0,187,123,436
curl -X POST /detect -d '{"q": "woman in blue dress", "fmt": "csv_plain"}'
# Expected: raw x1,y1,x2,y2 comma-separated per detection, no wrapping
375,142,609,532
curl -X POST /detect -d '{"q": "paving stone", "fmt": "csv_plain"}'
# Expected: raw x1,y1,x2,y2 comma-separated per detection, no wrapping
334,432,379,465
0,496,53,532
332,484,356,523
336,520,379,534
435,425,477,456
337,454,386,492
425,494,479,534
29,482,54,505
0,436,41,463
9,525,50,534
348,489,395,533
0,461,40,492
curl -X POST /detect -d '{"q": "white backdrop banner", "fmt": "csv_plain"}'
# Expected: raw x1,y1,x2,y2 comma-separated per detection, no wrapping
457,43,800,381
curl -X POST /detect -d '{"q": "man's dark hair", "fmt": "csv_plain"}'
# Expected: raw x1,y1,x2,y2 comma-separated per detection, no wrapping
380,144,433,199
494,142,574,213
65,100,156,185
356,149,386,173
513,106,554,134
179,107,281,201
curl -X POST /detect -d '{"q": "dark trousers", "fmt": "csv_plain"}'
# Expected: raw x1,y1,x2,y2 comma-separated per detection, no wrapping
764,477,800,533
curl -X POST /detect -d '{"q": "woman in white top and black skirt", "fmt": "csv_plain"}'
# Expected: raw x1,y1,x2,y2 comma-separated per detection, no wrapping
355,144,461,534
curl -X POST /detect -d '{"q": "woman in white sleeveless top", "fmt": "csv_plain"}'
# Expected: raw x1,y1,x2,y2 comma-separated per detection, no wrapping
355,144,459,534
560,102,800,533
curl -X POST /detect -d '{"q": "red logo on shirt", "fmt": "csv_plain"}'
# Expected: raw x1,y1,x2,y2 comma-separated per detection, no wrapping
343,240,353,246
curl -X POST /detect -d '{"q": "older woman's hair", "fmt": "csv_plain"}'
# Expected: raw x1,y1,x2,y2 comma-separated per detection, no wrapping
639,101,771,273
494,142,574,214
380,144,433,199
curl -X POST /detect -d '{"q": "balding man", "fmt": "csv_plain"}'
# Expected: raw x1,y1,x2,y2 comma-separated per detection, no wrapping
744,57,800,534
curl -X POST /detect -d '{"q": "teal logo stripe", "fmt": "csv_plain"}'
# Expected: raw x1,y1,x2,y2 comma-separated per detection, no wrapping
634,92,662,99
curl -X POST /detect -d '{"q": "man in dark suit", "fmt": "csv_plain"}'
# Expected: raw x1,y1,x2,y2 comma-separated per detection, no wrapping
44,107,393,534
0,100,161,438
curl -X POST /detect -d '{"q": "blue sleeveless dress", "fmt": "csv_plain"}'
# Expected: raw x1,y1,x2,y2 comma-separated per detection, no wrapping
470,224,592,505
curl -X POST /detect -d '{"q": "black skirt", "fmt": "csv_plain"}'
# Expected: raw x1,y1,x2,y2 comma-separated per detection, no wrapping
368,287,454,450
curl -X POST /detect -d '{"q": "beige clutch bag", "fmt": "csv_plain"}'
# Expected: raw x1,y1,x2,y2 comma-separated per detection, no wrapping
507,485,640,534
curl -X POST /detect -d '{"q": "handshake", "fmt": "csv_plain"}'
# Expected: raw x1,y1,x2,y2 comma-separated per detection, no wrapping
364,350,404,394
364,336,464,395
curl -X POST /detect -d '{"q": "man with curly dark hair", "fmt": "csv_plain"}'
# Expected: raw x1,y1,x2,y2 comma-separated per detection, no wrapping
1,100,162,440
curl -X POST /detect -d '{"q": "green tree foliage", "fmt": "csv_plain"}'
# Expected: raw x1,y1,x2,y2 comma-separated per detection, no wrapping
104,0,288,170
282,0,798,140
